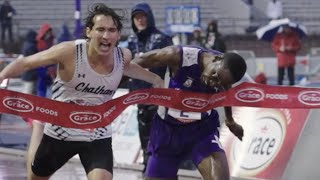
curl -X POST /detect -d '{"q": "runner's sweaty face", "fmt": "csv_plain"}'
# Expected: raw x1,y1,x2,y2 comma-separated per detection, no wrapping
86,14,121,56
201,55,233,90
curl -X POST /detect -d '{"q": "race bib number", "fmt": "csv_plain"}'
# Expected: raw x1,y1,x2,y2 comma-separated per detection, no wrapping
168,108,202,120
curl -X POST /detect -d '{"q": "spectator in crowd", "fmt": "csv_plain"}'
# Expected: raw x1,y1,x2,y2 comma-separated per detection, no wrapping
246,0,254,20
0,0,15,42
36,23,54,52
266,0,283,20
132,45,246,180
57,24,72,43
36,23,55,97
20,29,38,95
127,2,173,172
272,25,301,85
188,27,205,47
244,0,266,33
0,3,164,179
204,20,226,53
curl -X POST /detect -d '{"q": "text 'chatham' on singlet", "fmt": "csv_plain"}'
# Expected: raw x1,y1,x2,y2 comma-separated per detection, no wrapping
44,39,124,141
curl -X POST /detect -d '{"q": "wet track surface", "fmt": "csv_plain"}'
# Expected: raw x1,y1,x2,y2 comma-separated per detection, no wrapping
0,152,145,180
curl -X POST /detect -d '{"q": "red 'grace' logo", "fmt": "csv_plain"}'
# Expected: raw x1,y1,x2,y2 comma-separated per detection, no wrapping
123,93,149,104
235,88,264,103
69,112,102,125
3,97,34,112
298,91,320,106
182,98,208,109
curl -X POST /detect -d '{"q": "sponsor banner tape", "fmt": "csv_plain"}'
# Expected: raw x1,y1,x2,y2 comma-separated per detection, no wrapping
0,82,319,128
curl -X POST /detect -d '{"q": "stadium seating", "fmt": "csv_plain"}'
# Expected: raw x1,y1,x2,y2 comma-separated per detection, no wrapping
3,0,319,58
282,0,320,34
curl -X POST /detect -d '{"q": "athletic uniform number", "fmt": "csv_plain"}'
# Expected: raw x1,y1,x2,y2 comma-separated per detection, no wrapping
168,108,201,120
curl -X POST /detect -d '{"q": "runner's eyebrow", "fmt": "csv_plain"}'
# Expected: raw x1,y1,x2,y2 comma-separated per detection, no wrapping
212,54,224,62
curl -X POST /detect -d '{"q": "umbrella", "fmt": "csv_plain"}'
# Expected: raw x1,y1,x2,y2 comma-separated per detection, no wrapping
256,18,307,41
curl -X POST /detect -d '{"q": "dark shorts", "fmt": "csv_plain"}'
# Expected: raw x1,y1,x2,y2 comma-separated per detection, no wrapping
32,134,113,177
146,113,224,178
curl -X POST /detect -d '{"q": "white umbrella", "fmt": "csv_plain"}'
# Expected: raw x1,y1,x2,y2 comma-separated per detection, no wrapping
256,18,307,41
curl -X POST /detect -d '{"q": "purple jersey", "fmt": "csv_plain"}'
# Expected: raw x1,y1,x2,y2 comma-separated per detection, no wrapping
146,46,225,179
157,45,222,125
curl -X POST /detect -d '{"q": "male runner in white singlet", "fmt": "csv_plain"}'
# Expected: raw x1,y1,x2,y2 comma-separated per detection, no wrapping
0,3,163,180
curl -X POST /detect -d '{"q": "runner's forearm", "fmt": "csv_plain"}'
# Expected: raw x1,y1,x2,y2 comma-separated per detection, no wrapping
224,106,234,124
0,58,28,81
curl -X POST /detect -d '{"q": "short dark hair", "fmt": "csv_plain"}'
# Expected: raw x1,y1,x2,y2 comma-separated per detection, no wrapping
84,3,125,32
223,52,247,83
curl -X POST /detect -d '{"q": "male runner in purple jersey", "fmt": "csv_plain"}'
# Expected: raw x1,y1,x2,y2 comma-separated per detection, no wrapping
132,45,247,180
